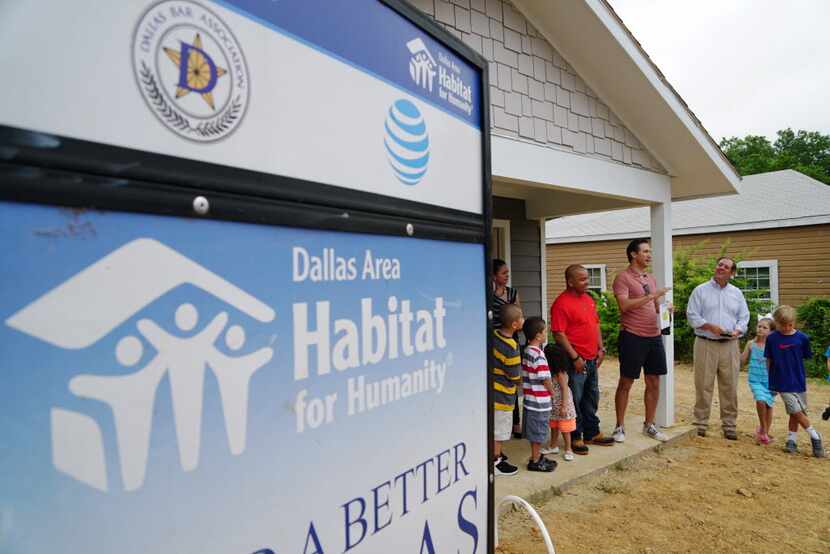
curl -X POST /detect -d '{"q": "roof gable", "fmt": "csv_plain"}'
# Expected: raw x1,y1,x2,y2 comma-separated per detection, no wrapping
512,0,741,199
409,0,667,173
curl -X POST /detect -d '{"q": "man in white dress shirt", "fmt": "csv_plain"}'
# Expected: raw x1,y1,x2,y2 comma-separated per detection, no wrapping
686,257,750,439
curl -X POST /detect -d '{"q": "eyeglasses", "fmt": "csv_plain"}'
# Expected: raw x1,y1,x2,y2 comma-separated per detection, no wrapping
642,283,651,294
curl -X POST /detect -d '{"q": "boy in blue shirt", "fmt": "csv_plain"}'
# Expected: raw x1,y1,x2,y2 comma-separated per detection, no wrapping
764,305,825,457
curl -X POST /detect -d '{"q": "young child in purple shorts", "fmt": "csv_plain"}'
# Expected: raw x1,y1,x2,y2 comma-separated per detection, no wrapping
764,306,825,457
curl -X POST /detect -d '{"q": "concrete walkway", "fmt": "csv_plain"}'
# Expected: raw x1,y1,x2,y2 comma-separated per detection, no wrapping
495,417,695,506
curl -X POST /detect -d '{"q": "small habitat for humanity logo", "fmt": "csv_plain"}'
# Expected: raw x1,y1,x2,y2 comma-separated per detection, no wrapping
5,239,275,492
132,0,250,141
384,99,430,186
406,36,474,116
407,38,437,92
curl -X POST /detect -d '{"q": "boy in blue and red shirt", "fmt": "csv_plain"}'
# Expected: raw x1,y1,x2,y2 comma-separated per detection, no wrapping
764,305,825,457
521,317,557,472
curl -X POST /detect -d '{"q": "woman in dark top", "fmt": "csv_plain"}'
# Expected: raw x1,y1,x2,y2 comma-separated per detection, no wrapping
491,259,521,328
491,259,522,436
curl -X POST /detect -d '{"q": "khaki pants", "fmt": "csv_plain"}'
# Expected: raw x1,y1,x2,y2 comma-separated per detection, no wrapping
693,337,740,433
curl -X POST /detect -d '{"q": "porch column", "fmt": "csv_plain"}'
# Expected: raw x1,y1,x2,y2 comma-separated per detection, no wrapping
539,218,547,319
650,200,674,427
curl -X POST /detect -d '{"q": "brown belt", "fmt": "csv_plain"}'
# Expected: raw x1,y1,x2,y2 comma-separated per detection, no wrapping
696,335,731,343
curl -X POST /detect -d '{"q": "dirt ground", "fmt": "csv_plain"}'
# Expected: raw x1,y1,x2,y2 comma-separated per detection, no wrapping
496,359,830,554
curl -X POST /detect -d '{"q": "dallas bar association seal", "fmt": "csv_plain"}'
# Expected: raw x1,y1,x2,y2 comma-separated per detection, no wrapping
132,0,250,142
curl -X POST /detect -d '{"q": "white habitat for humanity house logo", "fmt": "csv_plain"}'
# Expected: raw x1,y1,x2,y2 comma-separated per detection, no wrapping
406,36,474,116
407,37,436,92
5,239,275,492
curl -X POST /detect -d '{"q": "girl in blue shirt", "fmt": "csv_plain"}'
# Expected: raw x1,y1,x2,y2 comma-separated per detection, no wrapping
741,317,775,444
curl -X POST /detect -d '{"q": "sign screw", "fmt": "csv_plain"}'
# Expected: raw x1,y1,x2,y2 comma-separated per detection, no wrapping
405,223,414,236
193,196,210,215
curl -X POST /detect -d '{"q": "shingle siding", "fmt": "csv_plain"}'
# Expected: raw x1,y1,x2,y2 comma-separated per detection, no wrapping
413,0,666,174
494,197,542,318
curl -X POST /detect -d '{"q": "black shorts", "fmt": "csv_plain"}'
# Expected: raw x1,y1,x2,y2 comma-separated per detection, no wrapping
618,330,667,379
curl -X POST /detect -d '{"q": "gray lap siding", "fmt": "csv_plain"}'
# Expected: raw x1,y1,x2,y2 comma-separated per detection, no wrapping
494,196,542,318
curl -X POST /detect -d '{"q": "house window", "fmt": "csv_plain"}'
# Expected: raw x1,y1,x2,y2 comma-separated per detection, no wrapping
736,260,779,307
582,264,607,293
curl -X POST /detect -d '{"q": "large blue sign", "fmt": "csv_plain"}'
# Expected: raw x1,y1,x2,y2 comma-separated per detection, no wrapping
0,203,487,553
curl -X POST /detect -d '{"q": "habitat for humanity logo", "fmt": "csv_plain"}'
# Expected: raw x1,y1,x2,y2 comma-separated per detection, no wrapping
132,0,250,141
406,36,473,116
5,239,275,492
407,38,437,92
384,99,430,186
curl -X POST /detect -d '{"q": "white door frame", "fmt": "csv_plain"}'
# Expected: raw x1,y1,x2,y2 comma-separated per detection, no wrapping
492,218,512,286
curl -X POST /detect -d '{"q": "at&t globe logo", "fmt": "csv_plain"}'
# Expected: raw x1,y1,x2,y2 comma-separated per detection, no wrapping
384,99,430,186
132,0,250,142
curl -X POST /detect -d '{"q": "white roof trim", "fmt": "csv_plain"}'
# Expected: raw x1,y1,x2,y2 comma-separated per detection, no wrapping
491,134,671,205
511,0,741,200
585,0,739,186
546,214,830,244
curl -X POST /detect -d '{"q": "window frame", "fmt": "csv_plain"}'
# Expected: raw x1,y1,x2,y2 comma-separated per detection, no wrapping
736,259,779,306
582,263,607,293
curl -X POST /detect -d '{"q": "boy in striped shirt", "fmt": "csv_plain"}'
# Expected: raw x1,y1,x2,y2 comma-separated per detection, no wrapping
492,303,524,476
522,317,557,472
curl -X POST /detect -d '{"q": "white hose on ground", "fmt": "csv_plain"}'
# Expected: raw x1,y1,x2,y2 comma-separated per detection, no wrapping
495,494,556,554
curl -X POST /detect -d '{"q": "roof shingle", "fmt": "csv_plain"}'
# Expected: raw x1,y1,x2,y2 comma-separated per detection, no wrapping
546,170,830,242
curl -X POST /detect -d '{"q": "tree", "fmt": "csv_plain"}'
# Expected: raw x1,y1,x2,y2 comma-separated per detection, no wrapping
718,135,775,176
772,129,830,184
719,128,830,184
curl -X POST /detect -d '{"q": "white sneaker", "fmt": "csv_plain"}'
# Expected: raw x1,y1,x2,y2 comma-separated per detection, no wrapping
612,425,626,443
563,450,575,461
643,423,668,442
540,446,559,455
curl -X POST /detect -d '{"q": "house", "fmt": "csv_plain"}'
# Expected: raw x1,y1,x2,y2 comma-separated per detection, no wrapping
408,0,741,425
545,169,830,309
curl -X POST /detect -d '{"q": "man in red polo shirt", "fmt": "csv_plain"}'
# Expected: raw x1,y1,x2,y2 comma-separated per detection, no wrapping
549,264,615,455
611,238,671,443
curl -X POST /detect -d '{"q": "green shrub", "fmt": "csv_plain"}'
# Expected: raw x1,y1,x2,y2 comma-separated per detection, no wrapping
591,290,620,356
671,243,717,361
796,297,830,378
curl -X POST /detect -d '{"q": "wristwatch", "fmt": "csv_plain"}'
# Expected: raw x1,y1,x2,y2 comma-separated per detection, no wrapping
571,354,581,361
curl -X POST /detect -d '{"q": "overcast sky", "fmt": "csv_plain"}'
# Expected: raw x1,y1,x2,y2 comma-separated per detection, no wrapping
608,0,830,143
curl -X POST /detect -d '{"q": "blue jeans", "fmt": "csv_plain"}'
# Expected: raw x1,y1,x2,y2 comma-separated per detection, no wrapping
568,358,600,441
